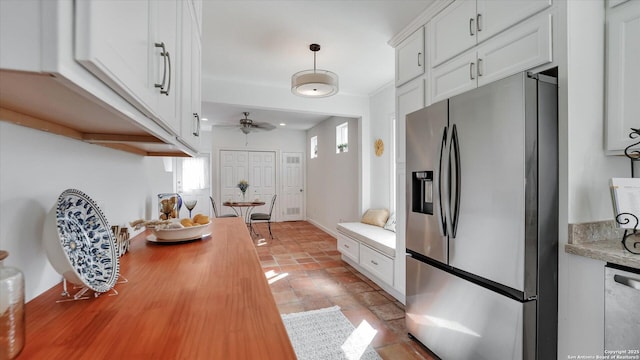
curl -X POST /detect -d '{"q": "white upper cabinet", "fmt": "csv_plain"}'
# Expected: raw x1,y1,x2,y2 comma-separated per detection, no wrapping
605,0,640,153
0,0,201,156
178,1,202,152
431,10,552,102
476,0,551,43
430,0,552,67
430,0,477,67
396,27,425,87
75,0,181,134
154,0,182,134
75,1,155,118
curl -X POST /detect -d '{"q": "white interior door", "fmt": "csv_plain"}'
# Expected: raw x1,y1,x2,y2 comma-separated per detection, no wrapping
176,154,211,218
219,150,248,216
281,152,304,221
248,151,276,216
219,150,276,218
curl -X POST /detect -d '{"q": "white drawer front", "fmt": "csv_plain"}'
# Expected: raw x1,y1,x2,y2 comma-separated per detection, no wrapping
360,244,394,286
337,234,359,262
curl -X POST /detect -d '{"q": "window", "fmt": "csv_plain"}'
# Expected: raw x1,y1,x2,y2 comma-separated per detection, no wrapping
181,156,207,192
336,122,348,153
310,136,318,159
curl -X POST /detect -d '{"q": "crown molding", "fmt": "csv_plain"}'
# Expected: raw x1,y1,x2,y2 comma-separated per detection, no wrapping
388,0,455,48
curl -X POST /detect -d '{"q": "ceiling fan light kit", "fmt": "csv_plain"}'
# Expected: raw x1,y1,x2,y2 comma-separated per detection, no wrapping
291,44,339,98
238,112,275,134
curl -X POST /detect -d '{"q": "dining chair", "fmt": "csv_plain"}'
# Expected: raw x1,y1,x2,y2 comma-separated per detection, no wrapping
210,196,238,218
249,194,277,238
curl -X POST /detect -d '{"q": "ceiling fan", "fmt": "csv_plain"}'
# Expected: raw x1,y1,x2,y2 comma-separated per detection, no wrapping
234,112,276,134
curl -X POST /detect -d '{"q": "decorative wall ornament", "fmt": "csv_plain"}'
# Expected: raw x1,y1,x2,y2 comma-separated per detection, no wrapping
374,138,384,157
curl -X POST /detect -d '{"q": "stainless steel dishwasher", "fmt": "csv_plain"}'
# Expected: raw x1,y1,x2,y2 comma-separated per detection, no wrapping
605,264,640,353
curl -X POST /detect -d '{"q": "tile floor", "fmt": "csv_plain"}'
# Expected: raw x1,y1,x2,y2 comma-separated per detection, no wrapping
250,221,437,360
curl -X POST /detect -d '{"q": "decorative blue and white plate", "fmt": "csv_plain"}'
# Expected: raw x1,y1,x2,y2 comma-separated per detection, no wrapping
54,189,119,293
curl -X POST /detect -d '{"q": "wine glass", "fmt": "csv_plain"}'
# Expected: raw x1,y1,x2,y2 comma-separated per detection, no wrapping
184,199,197,218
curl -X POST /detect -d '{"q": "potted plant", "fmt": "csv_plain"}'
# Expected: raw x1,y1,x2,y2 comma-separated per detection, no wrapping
338,143,348,153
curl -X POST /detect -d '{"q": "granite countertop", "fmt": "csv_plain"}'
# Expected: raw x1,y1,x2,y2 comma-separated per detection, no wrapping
565,220,640,269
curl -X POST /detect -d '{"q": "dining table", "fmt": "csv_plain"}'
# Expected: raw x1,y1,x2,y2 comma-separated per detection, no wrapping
222,200,266,223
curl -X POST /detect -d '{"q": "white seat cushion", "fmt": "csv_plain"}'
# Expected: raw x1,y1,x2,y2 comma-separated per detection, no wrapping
336,222,396,258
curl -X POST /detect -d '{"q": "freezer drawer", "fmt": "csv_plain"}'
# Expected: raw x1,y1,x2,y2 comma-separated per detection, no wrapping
406,256,536,360
605,265,640,352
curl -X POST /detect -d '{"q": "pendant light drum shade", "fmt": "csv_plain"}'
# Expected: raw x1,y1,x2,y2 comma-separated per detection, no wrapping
291,43,339,98
291,70,339,97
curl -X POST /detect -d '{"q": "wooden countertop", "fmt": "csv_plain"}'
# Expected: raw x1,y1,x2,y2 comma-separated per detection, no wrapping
19,217,296,359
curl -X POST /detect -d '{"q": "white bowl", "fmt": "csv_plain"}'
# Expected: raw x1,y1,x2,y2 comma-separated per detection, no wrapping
151,222,211,241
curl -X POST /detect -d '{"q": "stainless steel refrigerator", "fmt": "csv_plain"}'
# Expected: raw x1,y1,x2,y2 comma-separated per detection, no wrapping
405,72,558,360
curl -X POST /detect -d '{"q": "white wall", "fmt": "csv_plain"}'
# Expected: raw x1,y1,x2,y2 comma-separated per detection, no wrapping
368,83,395,211
557,1,631,358
0,122,172,302
306,117,360,234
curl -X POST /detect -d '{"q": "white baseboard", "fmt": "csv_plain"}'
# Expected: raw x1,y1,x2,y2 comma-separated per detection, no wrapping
306,218,338,238
341,255,406,304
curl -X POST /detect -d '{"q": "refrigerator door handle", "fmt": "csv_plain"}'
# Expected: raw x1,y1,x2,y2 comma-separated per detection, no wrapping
450,124,461,238
437,126,448,236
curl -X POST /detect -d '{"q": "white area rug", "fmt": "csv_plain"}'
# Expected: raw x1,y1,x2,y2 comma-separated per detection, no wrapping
281,306,382,360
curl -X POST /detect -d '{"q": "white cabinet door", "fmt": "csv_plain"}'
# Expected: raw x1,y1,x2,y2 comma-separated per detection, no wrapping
430,0,477,67
75,0,155,119
431,50,477,103
396,78,425,163
606,0,640,152
396,27,425,87
476,0,551,43
432,13,552,103
153,0,181,134
179,1,201,151
477,14,552,87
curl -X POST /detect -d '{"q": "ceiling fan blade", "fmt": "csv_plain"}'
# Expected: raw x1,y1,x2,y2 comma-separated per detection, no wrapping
252,122,276,131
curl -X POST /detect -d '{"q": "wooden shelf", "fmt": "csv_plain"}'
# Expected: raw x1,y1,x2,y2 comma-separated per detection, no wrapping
20,218,295,359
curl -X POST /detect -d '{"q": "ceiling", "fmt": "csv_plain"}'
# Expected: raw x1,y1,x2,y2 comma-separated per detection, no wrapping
200,0,433,131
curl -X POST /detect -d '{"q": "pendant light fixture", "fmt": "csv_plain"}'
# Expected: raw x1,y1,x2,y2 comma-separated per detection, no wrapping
291,44,339,98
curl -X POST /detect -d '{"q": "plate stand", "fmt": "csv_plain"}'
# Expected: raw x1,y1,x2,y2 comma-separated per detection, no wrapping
55,275,129,303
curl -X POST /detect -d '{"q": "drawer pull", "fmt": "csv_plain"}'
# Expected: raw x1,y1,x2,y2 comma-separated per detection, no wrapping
614,274,640,291
370,260,379,266
344,244,350,249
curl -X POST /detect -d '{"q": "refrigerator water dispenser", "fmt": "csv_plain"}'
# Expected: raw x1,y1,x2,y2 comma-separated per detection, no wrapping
412,171,433,215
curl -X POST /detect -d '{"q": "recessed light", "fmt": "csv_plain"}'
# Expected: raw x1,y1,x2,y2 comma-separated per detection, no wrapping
201,118,209,121
280,123,286,126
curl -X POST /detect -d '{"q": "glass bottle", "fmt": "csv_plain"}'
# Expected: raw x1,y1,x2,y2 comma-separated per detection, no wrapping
0,250,25,359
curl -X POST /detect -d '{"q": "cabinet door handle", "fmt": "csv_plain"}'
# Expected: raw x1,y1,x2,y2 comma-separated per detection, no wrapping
469,18,475,36
614,274,640,291
154,42,168,91
193,113,200,137
161,50,172,96
370,260,379,266
477,58,483,77
469,62,476,80
418,52,422,67
344,244,350,249
477,13,482,32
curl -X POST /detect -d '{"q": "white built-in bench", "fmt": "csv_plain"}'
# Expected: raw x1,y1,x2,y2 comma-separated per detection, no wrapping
336,219,397,297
